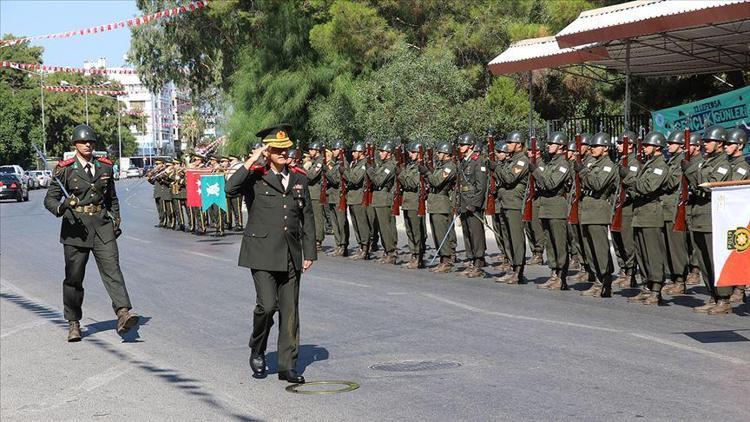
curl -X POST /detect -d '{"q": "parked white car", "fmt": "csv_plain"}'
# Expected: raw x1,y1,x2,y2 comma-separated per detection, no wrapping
125,165,141,178
0,165,34,189
28,170,51,188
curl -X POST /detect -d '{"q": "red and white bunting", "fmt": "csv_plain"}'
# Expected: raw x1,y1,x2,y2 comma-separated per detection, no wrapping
0,60,137,75
0,0,209,47
43,85,126,96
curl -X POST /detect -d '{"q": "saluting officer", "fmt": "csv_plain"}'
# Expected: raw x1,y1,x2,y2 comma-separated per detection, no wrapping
611,131,639,289
305,141,327,250
325,140,350,257
623,132,669,306
346,142,372,260
456,133,488,278
660,131,691,296
369,141,399,265
225,124,316,384
576,132,617,297
43,124,139,342
426,141,458,272
402,141,428,269
495,131,529,284
725,127,749,304
530,133,571,289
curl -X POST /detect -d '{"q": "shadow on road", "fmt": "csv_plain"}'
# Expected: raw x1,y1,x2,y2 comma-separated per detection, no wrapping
266,344,330,375
84,316,152,343
681,329,750,343
1,289,257,421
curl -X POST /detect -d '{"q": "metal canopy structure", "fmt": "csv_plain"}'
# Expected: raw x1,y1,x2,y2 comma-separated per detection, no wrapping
488,0,750,77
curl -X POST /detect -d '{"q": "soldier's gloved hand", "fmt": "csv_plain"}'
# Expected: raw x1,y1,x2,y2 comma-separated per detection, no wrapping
680,159,689,172
618,166,629,178
528,161,538,173
573,160,585,173
487,161,497,171
466,205,476,213
418,164,429,175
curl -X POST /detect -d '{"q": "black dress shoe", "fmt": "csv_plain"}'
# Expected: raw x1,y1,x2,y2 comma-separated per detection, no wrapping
278,370,305,384
249,353,267,377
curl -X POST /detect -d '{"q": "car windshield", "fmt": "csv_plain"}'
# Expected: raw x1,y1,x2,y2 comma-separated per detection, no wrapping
0,174,19,182
0,167,14,174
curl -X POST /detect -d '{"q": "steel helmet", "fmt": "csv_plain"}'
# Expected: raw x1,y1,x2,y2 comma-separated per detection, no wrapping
505,131,524,144
580,133,593,146
309,141,325,151
641,131,666,148
590,132,611,147
548,131,568,145
332,139,346,150
71,124,97,144
351,142,366,152
667,130,684,144
725,127,747,145
617,130,637,144
457,133,475,145
436,142,453,154
494,141,506,152
379,141,395,152
689,132,702,146
408,141,424,153
702,125,727,142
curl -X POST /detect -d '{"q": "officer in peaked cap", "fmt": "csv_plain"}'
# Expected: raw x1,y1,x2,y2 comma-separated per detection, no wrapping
226,123,316,384
43,124,139,342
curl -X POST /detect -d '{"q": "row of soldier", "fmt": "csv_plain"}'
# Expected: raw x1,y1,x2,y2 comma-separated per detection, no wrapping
146,154,245,236
299,126,748,315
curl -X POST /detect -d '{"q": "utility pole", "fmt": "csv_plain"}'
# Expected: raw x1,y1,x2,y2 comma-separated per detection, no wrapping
39,72,47,161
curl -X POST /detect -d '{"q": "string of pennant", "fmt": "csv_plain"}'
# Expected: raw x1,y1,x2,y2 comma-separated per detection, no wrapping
0,60,137,75
42,85,126,96
0,0,209,47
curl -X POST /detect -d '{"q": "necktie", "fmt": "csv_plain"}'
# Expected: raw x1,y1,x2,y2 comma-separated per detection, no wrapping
84,163,93,178
277,173,285,189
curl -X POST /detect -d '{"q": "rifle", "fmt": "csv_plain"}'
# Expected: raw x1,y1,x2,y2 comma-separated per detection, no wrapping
452,140,460,216
391,143,404,216
610,135,629,232
567,133,582,224
486,133,497,215
362,144,374,207
672,125,691,232
417,144,427,217
320,149,329,203
426,147,434,171
32,144,76,205
521,136,537,222
637,126,645,163
337,150,347,211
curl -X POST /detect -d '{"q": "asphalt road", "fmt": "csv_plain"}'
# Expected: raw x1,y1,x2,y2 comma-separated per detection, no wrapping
1,178,749,421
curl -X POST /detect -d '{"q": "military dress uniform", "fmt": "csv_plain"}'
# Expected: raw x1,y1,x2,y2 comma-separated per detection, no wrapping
612,131,639,288
426,143,457,272
324,144,350,257
456,134,488,278
495,133,529,284
305,147,326,249
345,144,372,260
368,143,399,264
576,132,617,297
225,124,316,384
624,132,670,305
400,143,427,269
43,124,138,341
660,133,690,295
532,149,572,289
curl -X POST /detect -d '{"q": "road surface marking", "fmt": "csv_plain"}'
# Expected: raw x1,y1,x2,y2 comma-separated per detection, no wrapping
0,318,52,338
123,235,152,244
628,332,748,365
186,250,235,263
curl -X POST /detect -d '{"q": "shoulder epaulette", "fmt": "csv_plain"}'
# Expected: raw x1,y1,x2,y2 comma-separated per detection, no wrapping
290,166,307,176
470,152,480,161
250,164,267,175
57,158,75,168
97,156,113,165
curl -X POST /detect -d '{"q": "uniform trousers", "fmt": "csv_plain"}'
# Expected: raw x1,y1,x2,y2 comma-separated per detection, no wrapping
403,209,426,256
328,204,349,247
634,227,666,287
250,253,300,372
63,240,132,321
491,212,506,259
612,213,636,272
429,213,456,258
311,199,326,243
524,202,545,254
693,232,733,299
581,224,614,280
460,211,486,262
375,207,398,253
664,221,689,280
349,204,371,247
502,209,526,269
541,218,569,272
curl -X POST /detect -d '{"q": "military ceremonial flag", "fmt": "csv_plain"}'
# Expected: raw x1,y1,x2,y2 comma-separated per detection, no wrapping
711,185,750,287
186,169,210,207
200,174,227,211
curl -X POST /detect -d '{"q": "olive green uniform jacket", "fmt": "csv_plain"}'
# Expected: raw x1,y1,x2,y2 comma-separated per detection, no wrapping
368,158,396,207
626,154,668,228
457,152,488,213
496,151,528,211
532,154,571,219
399,162,422,211
579,155,617,225
684,153,730,232
426,160,456,214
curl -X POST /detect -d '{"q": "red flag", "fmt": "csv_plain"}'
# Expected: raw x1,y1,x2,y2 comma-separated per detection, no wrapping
186,169,211,207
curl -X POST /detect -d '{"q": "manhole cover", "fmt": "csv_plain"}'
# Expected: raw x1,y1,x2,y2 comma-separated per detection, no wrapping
370,360,462,372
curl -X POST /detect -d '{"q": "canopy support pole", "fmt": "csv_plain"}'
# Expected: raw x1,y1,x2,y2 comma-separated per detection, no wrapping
528,70,534,138
624,40,631,131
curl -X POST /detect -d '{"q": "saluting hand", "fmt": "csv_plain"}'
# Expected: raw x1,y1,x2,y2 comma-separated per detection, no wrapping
244,144,269,170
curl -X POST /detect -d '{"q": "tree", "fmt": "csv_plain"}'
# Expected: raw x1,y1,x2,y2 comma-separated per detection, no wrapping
181,109,205,152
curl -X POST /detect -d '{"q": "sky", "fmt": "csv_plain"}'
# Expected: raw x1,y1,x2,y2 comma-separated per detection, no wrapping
0,0,140,68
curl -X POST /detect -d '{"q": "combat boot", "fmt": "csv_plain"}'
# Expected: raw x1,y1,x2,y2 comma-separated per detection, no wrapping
466,260,484,278
581,281,602,297
429,257,445,272
362,245,371,260
497,261,512,276
613,270,629,287
628,289,652,302
642,291,664,306
685,267,701,285
662,282,686,295
67,321,82,342
707,299,732,315
115,308,139,334
504,266,524,284
693,299,717,313
416,254,425,269
600,276,613,298
405,254,419,269
381,252,397,265
457,263,475,276
572,269,591,283
537,271,560,289
329,246,342,257
435,257,454,273
527,252,543,266
351,246,368,260
729,287,746,304
569,256,581,272
316,241,322,252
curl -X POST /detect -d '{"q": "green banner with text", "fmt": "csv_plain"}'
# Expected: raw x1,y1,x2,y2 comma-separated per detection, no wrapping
652,86,750,136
